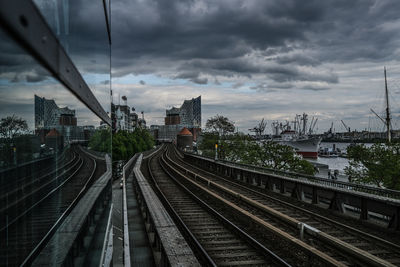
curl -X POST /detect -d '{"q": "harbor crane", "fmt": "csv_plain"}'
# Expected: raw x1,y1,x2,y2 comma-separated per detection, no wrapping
328,122,334,134
249,118,267,138
308,117,318,135
341,120,350,132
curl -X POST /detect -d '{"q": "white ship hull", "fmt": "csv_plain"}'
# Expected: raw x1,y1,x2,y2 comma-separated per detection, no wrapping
278,136,322,158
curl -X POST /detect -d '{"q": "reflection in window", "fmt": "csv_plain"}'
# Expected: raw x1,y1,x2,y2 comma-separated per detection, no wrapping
33,0,111,114
0,7,111,263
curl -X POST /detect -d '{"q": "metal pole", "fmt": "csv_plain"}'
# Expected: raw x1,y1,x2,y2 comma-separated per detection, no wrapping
215,143,218,161
384,67,391,143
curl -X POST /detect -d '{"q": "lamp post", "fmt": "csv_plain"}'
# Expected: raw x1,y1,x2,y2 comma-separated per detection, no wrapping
215,143,218,161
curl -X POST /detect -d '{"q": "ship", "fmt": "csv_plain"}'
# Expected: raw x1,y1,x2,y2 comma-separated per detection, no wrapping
270,113,322,158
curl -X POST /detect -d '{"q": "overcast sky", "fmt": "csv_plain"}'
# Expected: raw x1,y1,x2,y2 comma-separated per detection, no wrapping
1,0,400,134
111,0,400,134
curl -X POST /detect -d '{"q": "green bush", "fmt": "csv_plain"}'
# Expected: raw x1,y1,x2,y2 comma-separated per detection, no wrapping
199,133,316,175
345,143,400,190
112,128,155,161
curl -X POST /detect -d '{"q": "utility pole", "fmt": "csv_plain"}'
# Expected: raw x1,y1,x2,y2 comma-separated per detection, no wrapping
384,67,391,143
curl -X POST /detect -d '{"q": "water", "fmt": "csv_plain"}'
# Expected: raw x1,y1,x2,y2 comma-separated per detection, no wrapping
315,142,351,173
307,142,363,182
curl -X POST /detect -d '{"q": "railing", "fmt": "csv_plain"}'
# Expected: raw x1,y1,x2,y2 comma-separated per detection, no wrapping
122,153,139,267
31,155,112,266
132,152,201,266
185,152,400,200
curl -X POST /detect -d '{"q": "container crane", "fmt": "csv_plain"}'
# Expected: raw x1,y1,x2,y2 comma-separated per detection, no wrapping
341,120,350,132
249,118,267,138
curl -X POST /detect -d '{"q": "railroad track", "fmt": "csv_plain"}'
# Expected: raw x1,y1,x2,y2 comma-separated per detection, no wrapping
165,144,400,266
0,151,79,226
143,145,290,266
0,148,73,201
0,145,104,266
0,146,71,195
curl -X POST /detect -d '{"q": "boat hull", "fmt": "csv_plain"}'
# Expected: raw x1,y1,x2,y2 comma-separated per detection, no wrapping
279,136,322,159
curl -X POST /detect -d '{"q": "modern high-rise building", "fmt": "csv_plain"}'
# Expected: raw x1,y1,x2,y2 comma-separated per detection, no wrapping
35,95,76,129
165,96,201,128
152,96,201,142
34,95,84,142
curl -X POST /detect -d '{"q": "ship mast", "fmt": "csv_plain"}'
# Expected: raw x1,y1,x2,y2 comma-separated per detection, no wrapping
384,67,391,143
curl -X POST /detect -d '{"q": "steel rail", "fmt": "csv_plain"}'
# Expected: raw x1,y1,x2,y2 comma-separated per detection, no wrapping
150,147,292,266
175,147,400,252
0,155,83,232
0,151,77,202
172,148,399,266
21,152,99,266
160,152,292,267
145,146,216,267
163,148,345,266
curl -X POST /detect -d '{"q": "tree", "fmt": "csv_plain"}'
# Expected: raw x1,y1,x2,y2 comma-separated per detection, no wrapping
88,128,112,153
345,143,400,190
247,141,315,175
0,115,28,139
205,115,235,136
198,132,219,158
108,128,155,161
223,133,252,162
198,132,315,175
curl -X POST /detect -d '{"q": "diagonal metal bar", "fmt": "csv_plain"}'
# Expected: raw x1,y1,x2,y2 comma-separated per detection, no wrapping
0,0,111,125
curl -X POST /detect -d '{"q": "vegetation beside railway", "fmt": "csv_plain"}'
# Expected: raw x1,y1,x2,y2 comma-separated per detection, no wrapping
345,143,400,190
89,128,154,161
199,115,316,175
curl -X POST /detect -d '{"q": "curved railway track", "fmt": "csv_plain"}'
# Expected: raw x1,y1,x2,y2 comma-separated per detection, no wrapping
143,145,290,266
0,147,71,196
165,144,400,266
0,151,79,227
0,145,105,266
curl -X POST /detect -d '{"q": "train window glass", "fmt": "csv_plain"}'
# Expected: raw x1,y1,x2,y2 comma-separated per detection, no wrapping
33,0,111,114
0,23,111,265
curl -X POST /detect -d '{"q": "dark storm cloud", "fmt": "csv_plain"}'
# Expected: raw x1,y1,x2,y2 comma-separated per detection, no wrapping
174,71,208,84
178,58,338,83
174,71,201,80
2,0,400,91
0,0,109,84
190,77,208,85
300,85,330,91
273,54,321,66
265,65,339,83
26,73,47,83
109,0,400,84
